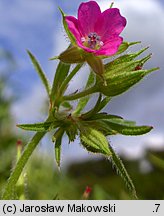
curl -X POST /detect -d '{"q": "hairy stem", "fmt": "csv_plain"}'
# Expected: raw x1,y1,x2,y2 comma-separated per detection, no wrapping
2,131,46,199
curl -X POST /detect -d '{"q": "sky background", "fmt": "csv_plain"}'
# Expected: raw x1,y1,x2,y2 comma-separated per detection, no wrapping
0,0,164,165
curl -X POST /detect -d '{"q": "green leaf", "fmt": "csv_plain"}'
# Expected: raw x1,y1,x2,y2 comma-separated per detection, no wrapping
58,7,76,45
53,128,64,168
82,120,118,136
80,127,111,156
107,118,136,126
108,144,138,199
17,122,56,132
85,113,123,121
73,72,95,115
102,119,153,135
100,68,159,97
27,50,51,97
84,116,153,136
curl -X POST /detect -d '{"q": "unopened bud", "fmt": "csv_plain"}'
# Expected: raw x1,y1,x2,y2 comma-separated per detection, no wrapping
17,140,22,148
16,140,23,161
82,186,92,199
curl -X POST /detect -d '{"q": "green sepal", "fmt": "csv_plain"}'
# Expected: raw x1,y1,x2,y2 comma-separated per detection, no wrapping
108,144,138,199
17,122,55,132
80,127,111,156
85,54,104,78
115,41,141,55
27,50,51,97
58,7,76,45
99,67,159,97
73,72,95,115
58,46,85,64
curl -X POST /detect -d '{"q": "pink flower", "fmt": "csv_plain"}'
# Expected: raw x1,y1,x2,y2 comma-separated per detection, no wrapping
65,1,126,56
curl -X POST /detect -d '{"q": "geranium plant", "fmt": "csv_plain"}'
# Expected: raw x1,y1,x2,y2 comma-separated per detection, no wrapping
2,1,158,200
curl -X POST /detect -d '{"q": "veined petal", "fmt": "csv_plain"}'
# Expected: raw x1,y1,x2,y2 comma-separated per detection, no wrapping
95,36,123,56
95,8,126,42
65,16,82,41
78,1,101,36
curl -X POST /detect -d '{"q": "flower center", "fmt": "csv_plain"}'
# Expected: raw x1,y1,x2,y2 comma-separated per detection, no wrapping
81,32,104,50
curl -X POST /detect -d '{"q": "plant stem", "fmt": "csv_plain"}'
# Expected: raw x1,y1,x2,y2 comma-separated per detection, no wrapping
59,63,83,95
2,131,46,199
62,85,98,101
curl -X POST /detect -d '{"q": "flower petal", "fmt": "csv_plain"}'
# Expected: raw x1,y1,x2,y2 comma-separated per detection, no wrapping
95,8,126,42
65,16,82,41
95,36,123,56
76,41,96,53
65,15,96,53
78,1,101,36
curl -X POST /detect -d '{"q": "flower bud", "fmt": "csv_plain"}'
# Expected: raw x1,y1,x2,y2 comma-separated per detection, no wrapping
82,186,92,199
